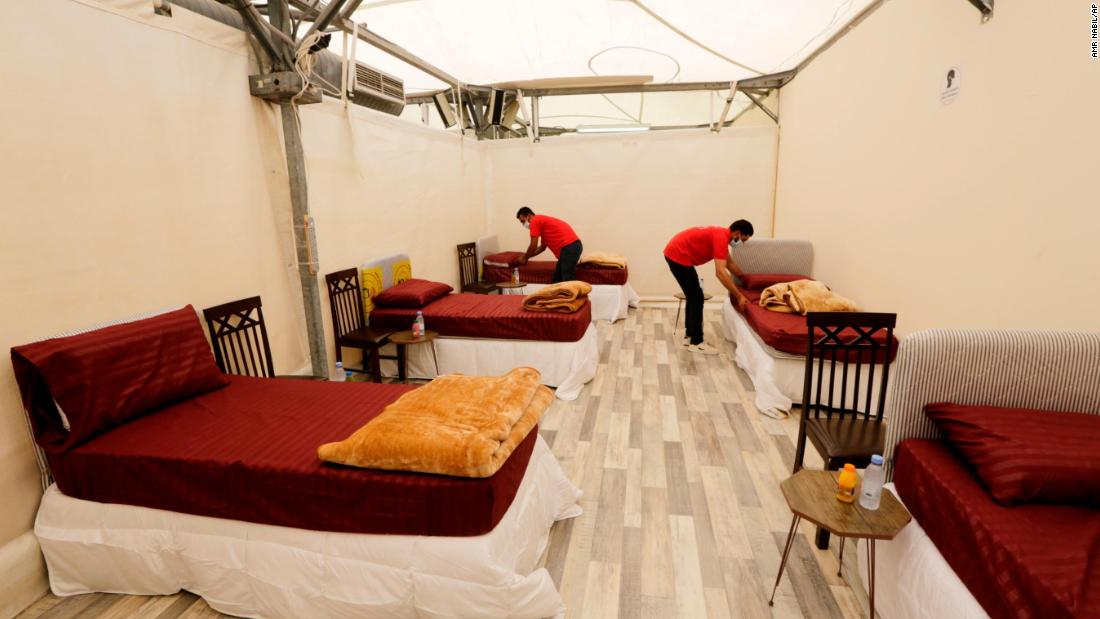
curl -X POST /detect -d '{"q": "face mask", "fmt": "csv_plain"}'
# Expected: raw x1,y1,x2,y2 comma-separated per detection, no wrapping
522,221,530,230
729,239,742,249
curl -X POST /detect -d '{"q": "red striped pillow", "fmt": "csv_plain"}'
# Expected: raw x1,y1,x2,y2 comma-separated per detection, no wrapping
11,306,228,452
926,402,1100,506
373,279,453,308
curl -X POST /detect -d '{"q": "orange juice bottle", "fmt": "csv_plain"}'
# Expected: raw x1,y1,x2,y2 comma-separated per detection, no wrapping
836,463,859,504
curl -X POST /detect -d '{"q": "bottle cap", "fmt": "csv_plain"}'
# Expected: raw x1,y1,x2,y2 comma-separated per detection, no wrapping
843,463,856,471
871,454,884,465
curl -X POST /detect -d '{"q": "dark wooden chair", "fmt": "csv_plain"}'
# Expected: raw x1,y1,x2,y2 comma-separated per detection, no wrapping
325,268,396,382
202,296,323,379
457,242,498,294
792,311,897,549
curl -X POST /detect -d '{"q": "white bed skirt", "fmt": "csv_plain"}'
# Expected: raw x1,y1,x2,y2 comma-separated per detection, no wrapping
509,283,639,323
380,324,598,401
857,485,988,619
720,298,806,418
35,436,582,619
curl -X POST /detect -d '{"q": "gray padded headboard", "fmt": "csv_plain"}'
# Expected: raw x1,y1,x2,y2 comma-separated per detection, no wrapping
728,238,814,276
883,328,1100,480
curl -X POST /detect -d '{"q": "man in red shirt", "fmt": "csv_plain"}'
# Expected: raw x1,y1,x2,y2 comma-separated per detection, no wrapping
516,207,583,283
663,220,753,354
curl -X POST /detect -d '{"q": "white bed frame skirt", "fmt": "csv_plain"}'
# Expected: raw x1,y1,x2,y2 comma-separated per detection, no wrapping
720,298,807,418
380,324,598,401
35,436,582,619
857,485,988,619
720,298,886,419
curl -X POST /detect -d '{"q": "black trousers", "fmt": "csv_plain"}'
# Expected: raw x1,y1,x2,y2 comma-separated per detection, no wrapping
553,240,583,283
666,257,704,344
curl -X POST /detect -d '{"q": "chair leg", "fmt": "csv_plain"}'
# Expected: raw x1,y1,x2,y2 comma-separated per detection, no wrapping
792,414,808,474
397,345,408,382
367,345,382,383
815,458,839,550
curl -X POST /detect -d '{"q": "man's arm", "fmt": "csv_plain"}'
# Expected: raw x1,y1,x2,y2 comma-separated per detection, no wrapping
517,237,546,265
716,259,749,312
726,256,746,281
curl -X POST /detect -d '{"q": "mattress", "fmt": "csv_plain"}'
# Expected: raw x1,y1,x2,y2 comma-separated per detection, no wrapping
47,375,537,537
370,293,590,342
893,439,1100,618
484,261,630,286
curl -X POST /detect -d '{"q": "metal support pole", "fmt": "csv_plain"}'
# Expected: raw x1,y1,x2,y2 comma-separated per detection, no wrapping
744,90,778,125
278,103,329,377
258,0,331,377
712,81,738,133
531,96,540,143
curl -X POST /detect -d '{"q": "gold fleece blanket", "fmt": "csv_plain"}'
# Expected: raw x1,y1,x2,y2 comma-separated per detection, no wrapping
578,252,628,269
759,280,860,315
318,368,552,478
523,280,592,313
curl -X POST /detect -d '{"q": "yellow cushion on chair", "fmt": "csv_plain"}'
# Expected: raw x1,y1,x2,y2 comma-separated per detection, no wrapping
360,266,384,317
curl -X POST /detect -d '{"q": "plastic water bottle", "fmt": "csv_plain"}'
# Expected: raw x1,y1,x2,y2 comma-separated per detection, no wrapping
859,455,885,510
414,311,425,338
333,361,345,382
513,267,520,284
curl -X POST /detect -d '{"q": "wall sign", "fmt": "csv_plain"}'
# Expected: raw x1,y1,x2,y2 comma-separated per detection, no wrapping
940,67,961,105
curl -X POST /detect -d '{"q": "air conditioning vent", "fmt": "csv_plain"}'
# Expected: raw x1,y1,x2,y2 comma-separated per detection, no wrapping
352,63,405,115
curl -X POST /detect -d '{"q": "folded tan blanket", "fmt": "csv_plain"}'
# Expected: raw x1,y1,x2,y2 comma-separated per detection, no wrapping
579,252,627,269
522,280,592,313
759,279,860,315
318,368,552,478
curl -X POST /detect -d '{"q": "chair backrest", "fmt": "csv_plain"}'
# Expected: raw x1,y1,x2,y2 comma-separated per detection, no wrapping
202,296,275,378
325,268,365,338
800,312,897,423
457,242,479,289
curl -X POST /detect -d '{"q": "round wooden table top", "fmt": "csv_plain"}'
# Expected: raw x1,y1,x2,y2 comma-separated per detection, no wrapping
494,281,527,289
674,291,714,301
388,329,439,345
779,470,911,540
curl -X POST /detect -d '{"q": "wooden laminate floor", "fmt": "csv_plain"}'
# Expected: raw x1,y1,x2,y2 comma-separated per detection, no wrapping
18,305,867,619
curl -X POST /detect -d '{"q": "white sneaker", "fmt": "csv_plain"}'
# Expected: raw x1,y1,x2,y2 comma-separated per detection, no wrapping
688,342,720,355
681,336,692,348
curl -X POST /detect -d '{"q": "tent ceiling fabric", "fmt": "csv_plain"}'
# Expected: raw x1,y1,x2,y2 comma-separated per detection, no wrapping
349,0,873,91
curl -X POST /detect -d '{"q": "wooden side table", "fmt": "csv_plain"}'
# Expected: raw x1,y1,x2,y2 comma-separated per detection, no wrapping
770,469,911,618
388,330,440,384
673,291,714,335
494,281,527,295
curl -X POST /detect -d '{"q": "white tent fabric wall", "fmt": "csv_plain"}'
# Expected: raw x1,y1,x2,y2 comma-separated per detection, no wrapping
483,125,779,297
299,102,489,376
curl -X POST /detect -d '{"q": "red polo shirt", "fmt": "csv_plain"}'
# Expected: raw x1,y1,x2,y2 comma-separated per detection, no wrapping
663,226,731,267
530,215,580,258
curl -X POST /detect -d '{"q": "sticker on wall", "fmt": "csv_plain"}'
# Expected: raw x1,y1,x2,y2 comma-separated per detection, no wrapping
940,67,961,105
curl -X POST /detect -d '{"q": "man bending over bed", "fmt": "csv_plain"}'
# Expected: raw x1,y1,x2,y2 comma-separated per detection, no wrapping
516,207,584,283
664,220,753,355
